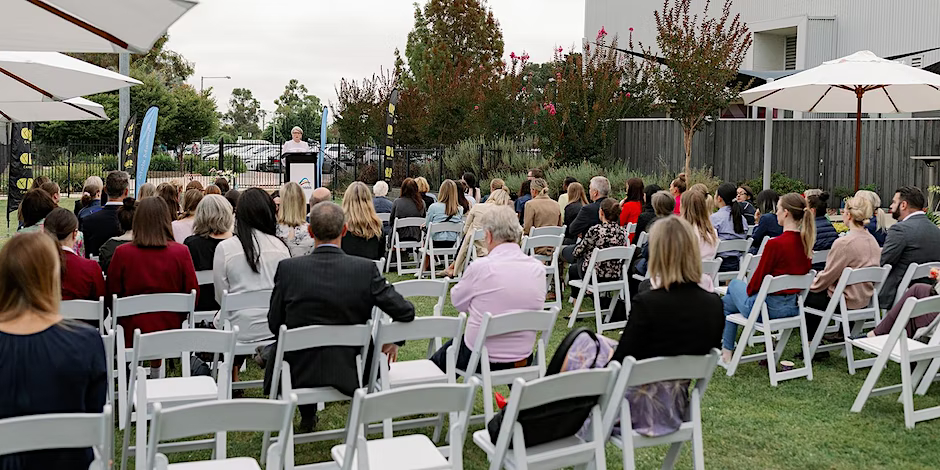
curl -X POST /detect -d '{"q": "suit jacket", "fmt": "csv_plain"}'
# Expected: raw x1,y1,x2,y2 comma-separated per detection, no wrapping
265,245,415,396
612,282,724,363
523,194,563,235
562,202,583,245
82,204,122,257
565,196,607,241
879,214,940,308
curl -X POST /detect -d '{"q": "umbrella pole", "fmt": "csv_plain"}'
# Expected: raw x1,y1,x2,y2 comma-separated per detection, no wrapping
855,89,863,191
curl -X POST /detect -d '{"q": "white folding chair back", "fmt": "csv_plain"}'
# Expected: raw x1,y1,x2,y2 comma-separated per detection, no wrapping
568,245,636,332
147,396,296,470
894,262,940,308
0,406,111,468
419,221,465,279
635,231,648,249
625,222,637,236
385,217,426,275
530,225,565,237
805,265,890,374
722,272,816,386
756,237,770,254
195,270,213,285
714,238,753,284
458,309,559,422
521,234,564,310
473,368,617,470
391,279,448,316
812,249,830,265
715,253,762,297
603,351,721,470
219,289,275,390
61,297,106,334
377,212,391,223
333,381,479,470
849,295,940,428
746,225,755,237
702,258,722,284
373,258,385,273
193,270,216,325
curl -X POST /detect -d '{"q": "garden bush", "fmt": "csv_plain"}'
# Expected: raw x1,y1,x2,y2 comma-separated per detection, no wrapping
442,136,548,181
47,164,106,192
742,172,808,196
150,154,179,171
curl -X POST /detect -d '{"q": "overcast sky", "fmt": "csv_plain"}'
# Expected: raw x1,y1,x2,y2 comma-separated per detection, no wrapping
165,0,585,117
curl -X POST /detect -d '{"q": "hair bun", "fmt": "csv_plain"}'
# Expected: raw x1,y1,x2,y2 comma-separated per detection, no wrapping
819,192,830,202
123,197,136,209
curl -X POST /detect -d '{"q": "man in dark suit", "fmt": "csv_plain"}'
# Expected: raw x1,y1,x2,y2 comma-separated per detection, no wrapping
266,202,415,430
879,186,940,308
82,171,129,257
561,175,610,264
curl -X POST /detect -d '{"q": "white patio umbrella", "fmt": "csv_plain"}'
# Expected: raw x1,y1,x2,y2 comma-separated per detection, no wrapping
0,96,107,122
1,0,197,53
741,50,940,190
0,51,141,103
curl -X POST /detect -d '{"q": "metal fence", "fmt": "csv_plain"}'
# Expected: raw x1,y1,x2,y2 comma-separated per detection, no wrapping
614,118,940,202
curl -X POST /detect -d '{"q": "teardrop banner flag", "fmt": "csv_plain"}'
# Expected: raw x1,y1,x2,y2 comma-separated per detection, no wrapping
383,88,399,182
317,106,328,188
121,113,138,175
135,106,159,197
7,122,33,227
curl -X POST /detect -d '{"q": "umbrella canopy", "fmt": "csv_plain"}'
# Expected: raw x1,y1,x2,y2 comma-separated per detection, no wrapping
1,0,197,53
741,50,940,190
0,51,141,103
0,96,107,122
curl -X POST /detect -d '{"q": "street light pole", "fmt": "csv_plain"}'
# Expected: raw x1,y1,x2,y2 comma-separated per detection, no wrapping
198,75,231,159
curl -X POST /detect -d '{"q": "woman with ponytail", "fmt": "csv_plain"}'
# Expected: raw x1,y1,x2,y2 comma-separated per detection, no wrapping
720,192,815,363
44,208,105,303
523,178,562,235
855,189,893,246
710,183,749,272
669,173,687,215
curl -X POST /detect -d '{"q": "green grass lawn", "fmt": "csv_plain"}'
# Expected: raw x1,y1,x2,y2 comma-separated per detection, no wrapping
111,270,940,470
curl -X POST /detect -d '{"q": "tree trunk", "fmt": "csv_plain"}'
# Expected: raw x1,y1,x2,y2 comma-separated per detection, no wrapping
683,128,693,177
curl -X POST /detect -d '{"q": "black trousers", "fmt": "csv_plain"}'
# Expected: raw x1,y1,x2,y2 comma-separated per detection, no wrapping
804,290,840,341
429,338,532,374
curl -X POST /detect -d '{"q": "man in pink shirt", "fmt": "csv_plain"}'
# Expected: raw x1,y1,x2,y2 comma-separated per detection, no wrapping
430,206,547,372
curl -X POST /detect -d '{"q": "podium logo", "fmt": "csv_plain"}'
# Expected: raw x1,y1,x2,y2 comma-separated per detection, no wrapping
298,178,312,189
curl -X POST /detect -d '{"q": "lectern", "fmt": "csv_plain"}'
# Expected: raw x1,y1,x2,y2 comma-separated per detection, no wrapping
283,152,318,201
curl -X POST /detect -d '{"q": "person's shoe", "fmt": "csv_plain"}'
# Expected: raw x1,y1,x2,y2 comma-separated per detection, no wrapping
823,332,846,344
794,351,830,361
297,414,318,434
849,333,869,340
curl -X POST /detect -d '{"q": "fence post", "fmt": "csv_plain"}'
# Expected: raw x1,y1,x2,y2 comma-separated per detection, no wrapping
478,144,484,178
218,137,225,172
67,144,72,197
406,149,411,178
438,148,443,185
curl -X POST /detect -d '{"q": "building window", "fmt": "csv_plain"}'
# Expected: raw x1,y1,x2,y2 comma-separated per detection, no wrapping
784,36,797,70
912,56,924,68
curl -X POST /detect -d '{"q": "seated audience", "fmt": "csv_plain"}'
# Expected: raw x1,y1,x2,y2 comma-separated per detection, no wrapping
214,177,231,194
341,182,387,260
430,206,545,372
879,186,940,308
309,187,332,207
224,189,241,212
98,198,136,273
45,208,105,303
514,180,532,223
569,198,629,298
267,202,415,431
749,189,783,254
557,176,577,211
185,180,204,193
809,192,838,269
185,195,234,313
107,197,199,348
172,188,203,244
0,232,107,470
388,178,426,243
137,182,157,199
711,183,749,272
463,172,482,203
276,181,314,257
157,182,181,221
619,178,644,242
39,181,61,205
805,196,880,350
634,184,662,237
562,176,611,264
74,175,104,218
456,179,472,213
681,190,719,260
205,184,222,195
444,185,513,278
425,179,464,243
721,193,815,363
669,173,687,215
17,188,57,233
736,185,757,226
562,182,589,245
856,189,892,246
415,176,436,209
479,177,506,204
372,180,394,213
213,188,290,345
523,178,562,235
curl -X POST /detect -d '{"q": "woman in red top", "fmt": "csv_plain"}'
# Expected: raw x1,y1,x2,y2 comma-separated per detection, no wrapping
669,173,687,215
44,208,105,303
619,177,644,243
720,192,815,363
107,197,198,346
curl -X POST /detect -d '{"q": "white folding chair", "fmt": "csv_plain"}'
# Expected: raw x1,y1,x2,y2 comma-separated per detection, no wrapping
377,212,391,223
521,234,564,310
419,221,465,279
721,272,817,386
0,406,112,470
121,328,237,470
192,270,216,326
746,225,755,237
714,238,754,284
219,289,275,390
849,295,940,428
568,246,636,333
147,396,297,470
529,225,565,237
625,222,637,237
373,258,385,273
452,309,559,423
385,217,426,275
805,266,891,374
635,231,648,250
812,249,830,266
262,323,374,466
603,351,721,470
893,262,940,308
61,296,106,334
713,253,761,297
463,228,485,270
391,279,449,317
756,237,770,255
370,315,467,439
473,368,617,470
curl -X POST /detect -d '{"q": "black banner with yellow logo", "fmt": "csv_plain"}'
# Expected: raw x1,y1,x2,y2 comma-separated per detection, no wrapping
120,113,138,176
383,88,399,182
7,122,33,224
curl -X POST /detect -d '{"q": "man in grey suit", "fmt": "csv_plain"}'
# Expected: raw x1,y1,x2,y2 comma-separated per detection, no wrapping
879,186,940,308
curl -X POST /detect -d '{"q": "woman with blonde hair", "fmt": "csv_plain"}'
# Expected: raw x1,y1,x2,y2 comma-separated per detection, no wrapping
275,181,314,257
342,182,386,260
172,188,204,243
0,232,107,470
721,192,815,363
75,175,104,218
523,177,562,235
423,179,464,270
442,184,513,277
138,182,157,199
855,189,893,246
680,190,719,260
415,176,435,209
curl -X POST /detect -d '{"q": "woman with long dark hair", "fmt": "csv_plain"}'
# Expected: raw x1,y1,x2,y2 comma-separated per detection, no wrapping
213,188,290,345
462,172,481,203
634,184,662,237
749,189,783,254
710,182,749,272
389,178,426,242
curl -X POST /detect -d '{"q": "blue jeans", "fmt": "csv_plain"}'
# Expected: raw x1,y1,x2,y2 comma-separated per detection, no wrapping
721,279,800,350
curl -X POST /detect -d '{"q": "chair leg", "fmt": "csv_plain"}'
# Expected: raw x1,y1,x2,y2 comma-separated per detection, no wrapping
553,266,562,310
762,325,779,387
915,358,940,396
900,358,916,429
798,316,814,381
568,285,587,328
396,246,403,275
851,353,891,412
662,442,683,469
593,287,605,333
482,373,495,423
135,410,146,469
726,323,751,377
690,392,705,470
841,317,857,375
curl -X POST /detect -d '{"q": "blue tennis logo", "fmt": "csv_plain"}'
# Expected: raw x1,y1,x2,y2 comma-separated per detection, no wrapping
298,178,312,189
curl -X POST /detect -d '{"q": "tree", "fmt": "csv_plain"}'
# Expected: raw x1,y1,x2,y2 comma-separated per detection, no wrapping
222,88,261,139
162,85,218,154
643,0,751,176
265,79,322,144
68,35,194,86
